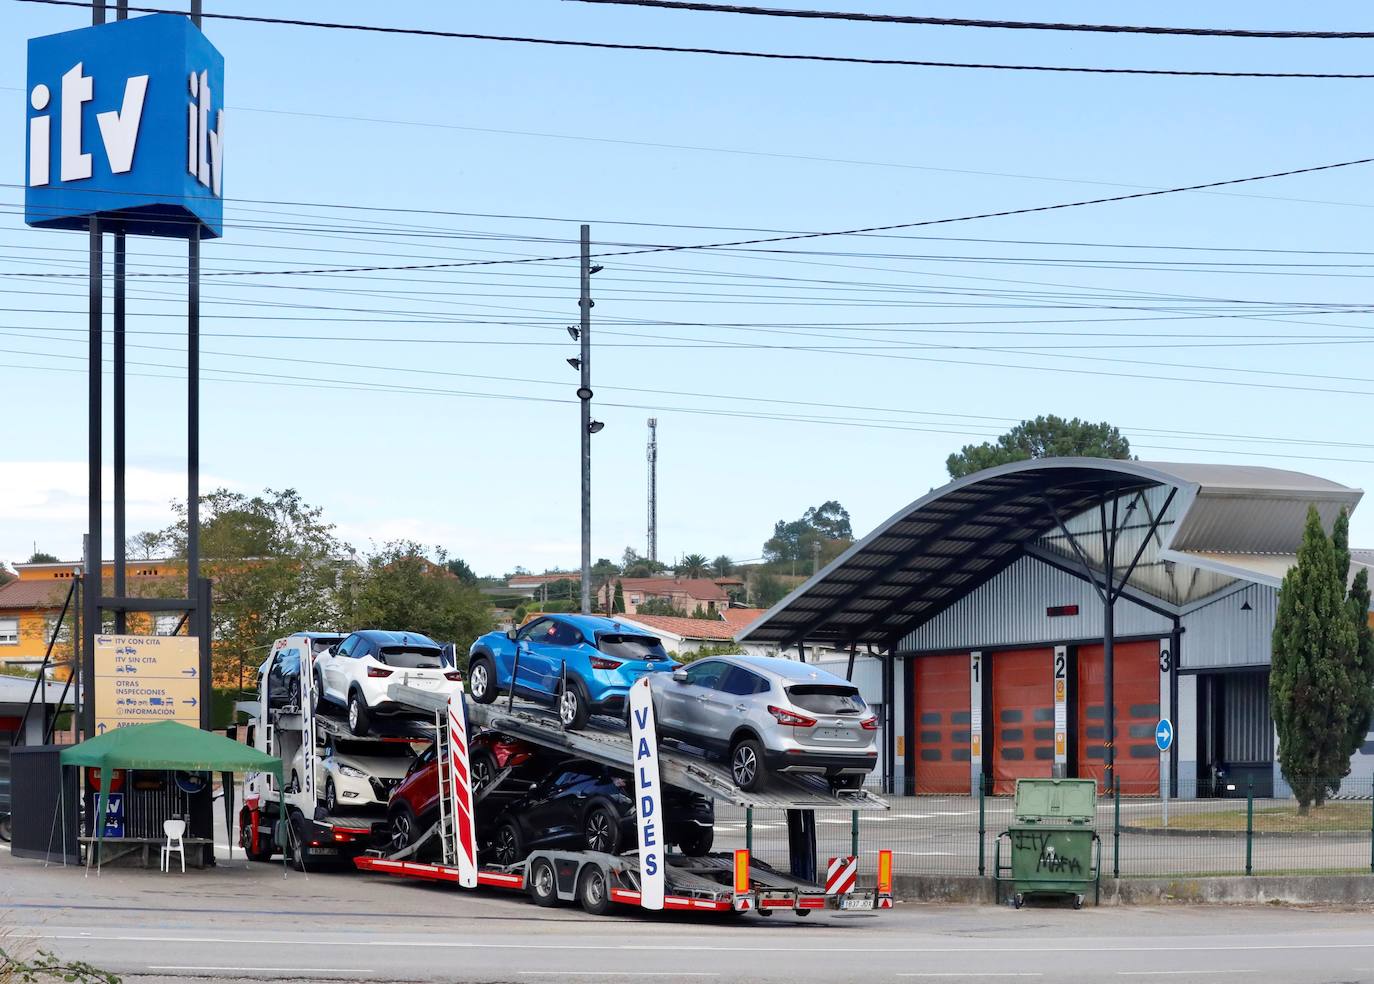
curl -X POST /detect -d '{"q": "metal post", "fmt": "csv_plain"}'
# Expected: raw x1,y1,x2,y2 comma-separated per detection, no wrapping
190,0,201,27
845,641,857,682
578,224,591,615
84,212,102,743
646,418,657,564
745,807,753,853
977,775,986,877
1245,780,1254,876
850,809,859,859
188,226,200,605
1112,777,1121,880
113,231,126,633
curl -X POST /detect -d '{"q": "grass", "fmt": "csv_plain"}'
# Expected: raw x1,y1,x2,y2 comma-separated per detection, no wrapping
1135,803,1372,833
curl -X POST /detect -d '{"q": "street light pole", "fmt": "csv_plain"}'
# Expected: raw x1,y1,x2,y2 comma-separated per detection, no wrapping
579,224,592,615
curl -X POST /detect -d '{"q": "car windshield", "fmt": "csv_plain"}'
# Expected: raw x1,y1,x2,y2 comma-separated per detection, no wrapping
310,638,342,654
377,646,443,669
333,739,414,759
786,684,866,715
596,634,669,661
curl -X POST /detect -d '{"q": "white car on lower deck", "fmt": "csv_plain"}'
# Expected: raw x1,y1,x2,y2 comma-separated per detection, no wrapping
316,737,417,812
312,629,462,735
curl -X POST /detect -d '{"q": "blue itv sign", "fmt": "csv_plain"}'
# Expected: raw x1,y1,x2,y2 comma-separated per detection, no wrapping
25,14,224,239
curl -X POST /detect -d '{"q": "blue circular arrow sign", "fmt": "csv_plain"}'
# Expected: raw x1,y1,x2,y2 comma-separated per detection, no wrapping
1155,718,1174,752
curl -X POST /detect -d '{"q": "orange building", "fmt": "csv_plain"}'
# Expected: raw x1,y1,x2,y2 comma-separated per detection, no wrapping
0,559,187,674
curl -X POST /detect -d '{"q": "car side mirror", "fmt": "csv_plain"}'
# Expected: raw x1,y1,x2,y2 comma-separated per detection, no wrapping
505,629,518,641
672,669,688,684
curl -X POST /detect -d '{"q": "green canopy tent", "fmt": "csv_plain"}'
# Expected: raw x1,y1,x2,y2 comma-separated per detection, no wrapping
59,720,285,875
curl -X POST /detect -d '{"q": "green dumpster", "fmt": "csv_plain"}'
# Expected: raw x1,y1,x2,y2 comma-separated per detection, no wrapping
994,778,1100,909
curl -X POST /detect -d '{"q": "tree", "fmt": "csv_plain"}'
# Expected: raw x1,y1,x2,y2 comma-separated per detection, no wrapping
763,501,853,567
677,554,709,578
637,597,687,617
1271,506,1360,813
343,540,493,665
142,488,350,687
442,555,477,584
945,415,1131,480
0,565,13,588
711,555,734,577
126,531,166,560
621,547,666,578
27,551,59,564
1333,509,1374,766
612,580,626,614
750,571,790,609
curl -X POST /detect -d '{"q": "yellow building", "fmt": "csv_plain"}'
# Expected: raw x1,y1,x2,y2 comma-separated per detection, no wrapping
0,559,187,674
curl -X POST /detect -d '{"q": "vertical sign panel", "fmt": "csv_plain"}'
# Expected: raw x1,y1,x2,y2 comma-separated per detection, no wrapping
629,677,665,909
1158,637,1173,801
1052,645,1068,778
93,634,199,734
447,692,478,889
969,651,983,795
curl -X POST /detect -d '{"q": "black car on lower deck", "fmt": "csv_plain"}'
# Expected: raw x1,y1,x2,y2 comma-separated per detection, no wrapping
483,760,714,865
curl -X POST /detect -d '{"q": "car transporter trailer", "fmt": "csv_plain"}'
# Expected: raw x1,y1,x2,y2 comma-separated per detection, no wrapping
353,683,895,918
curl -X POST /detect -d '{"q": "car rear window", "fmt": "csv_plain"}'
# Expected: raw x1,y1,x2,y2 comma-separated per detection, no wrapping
596,634,669,661
786,684,866,715
377,646,443,669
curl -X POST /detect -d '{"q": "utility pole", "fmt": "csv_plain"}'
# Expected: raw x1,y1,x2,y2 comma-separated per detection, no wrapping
646,418,658,564
578,224,592,615
813,540,822,576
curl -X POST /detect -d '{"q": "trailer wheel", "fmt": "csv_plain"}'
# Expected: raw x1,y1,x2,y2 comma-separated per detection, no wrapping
289,828,309,872
469,657,498,704
240,807,274,862
576,864,613,916
674,826,714,857
527,857,559,907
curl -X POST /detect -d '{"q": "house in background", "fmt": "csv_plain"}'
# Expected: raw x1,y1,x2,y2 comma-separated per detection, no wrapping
600,577,729,616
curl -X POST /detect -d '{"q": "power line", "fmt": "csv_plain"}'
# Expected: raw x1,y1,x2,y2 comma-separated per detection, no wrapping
13,0,1374,78
568,1,1374,40
7,156,1370,280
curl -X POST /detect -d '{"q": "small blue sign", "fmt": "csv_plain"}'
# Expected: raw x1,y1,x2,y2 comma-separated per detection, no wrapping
102,792,125,838
1155,718,1174,752
25,14,224,238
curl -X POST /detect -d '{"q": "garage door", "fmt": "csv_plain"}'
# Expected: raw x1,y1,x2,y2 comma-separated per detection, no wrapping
991,649,1054,795
912,654,970,794
1077,641,1160,795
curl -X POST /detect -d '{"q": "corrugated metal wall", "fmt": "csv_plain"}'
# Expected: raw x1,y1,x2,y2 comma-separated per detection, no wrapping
899,555,1174,653
1223,672,1273,763
1181,582,1277,669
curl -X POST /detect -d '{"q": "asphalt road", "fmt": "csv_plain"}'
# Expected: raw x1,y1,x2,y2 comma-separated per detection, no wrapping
7,842,1374,984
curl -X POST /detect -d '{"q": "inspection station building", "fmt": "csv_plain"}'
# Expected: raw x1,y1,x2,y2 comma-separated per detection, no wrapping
741,459,1374,800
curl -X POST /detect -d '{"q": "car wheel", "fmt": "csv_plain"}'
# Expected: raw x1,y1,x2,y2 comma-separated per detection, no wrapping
469,657,497,704
471,749,499,791
730,738,766,792
325,778,338,813
673,826,713,857
0,813,11,844
347,691,371,736
558,678,591,730
577,863,613,916
491,819,525,867
528,857,560,907
584,804,622,855
390,804,419,851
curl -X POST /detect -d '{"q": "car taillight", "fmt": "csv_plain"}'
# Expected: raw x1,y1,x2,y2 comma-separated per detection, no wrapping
444,671,462,682
367,667,393,678
590,657,622,670
768,705,816,728
861,716,879,731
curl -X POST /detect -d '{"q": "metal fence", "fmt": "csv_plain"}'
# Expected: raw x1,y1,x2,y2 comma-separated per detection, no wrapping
714,776,1374,881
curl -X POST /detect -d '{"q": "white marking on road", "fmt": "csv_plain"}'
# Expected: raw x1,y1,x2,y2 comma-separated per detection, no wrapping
1117,973,1257,977
149,966,371,975
18,931,1374,956
898,975,1041,978
519,973,720,977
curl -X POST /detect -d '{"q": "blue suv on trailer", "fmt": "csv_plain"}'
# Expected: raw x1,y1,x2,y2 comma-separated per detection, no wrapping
468,614,679,728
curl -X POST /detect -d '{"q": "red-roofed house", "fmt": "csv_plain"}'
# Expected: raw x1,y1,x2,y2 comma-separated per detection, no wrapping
598,577,729,616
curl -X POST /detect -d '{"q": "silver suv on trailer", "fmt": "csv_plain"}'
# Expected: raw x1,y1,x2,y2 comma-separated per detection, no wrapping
648,654,878,791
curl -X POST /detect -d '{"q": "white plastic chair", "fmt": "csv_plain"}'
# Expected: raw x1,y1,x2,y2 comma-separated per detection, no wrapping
160,819,186,873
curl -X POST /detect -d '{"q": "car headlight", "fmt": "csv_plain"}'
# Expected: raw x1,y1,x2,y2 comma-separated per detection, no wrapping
338,765,366,779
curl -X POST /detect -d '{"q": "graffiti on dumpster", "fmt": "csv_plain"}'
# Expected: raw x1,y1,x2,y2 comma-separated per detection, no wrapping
1012,831,1084,875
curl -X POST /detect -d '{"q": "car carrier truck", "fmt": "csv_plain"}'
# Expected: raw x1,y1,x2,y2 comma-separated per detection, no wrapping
353,679,895,918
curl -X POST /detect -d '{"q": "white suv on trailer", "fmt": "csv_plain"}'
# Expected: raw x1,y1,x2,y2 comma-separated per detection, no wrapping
313,629,462,735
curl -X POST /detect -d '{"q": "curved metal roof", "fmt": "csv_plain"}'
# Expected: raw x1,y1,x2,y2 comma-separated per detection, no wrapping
740,458,1362,650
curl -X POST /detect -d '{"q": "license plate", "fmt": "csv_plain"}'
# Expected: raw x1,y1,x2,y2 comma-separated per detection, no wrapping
816,728,852,741
839,896,874,911
309,847,339,856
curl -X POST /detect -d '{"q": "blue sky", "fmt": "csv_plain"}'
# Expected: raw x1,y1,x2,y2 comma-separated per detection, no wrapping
4,1,1374,575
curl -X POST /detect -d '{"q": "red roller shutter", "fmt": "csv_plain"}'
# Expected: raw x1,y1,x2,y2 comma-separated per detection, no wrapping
991,649,1054,795
1077,641,1160,795
912,654,970,794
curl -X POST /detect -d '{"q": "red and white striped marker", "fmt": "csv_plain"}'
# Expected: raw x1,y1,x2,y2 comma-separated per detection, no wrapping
447,693,478,889
825,855,858,895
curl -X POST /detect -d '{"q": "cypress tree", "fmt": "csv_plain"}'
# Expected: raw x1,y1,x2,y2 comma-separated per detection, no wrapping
1332,509,1374,769
1271,506,1360,813
612,579,626,614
